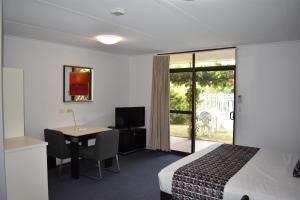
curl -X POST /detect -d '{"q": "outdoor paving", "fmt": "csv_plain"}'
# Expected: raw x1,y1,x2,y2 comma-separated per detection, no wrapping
170,136,217,153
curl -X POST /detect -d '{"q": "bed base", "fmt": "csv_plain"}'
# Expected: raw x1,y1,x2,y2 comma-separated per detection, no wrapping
160,191,249,200
160,191,172,200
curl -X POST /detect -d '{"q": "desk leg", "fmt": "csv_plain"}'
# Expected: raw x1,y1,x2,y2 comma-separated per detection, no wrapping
81,139,88,147
70,137,79,179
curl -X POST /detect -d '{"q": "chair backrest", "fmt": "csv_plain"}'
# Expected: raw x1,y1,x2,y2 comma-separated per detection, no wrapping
94,130,119,161
44,129,70,159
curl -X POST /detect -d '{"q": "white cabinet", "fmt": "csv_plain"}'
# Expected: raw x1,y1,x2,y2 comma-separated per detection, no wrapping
3,68,49,200
5,136,49,200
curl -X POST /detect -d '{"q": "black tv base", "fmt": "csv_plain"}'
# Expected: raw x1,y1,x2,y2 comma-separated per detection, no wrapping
108,126,146,155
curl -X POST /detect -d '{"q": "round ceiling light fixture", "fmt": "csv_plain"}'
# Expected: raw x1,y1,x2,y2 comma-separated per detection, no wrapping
96,34,123,45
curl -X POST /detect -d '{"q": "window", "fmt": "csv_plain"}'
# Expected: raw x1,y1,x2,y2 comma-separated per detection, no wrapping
169,48,236,153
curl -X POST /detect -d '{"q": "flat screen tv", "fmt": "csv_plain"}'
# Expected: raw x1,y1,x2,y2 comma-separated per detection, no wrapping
115,107,145,128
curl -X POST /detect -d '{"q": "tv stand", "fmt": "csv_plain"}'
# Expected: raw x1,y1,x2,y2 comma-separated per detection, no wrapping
109,127,146,155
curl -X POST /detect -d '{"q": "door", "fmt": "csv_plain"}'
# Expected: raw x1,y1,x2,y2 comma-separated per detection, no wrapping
195,70,235,151
169,48,236,153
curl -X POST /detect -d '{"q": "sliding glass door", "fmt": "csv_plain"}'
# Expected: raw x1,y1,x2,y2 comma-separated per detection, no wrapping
195,70,234,151
169,48,236,154
169,54,193,153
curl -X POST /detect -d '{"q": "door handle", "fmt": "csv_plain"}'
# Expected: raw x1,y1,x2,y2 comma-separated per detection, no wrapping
230,112,235,120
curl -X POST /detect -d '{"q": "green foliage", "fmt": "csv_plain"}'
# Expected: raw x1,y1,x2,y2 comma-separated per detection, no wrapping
196,71,234,93
170,86,189,111
170,69,234,125
170,86,191,124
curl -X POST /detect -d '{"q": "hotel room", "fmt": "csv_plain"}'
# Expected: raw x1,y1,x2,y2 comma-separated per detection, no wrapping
0,0,300,200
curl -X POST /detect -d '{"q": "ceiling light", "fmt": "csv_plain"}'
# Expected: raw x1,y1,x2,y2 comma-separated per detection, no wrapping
96,35,123,45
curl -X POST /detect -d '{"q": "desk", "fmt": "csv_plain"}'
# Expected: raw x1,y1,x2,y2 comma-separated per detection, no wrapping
52,126,111,179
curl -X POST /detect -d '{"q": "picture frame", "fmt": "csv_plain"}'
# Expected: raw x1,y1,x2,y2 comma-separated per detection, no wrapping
63,65,93,102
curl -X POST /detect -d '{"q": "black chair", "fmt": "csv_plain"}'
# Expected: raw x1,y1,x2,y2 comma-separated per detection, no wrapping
44,129,70,176
79,130,120,179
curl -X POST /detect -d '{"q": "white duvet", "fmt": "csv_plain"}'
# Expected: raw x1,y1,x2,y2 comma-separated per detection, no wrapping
158,143,300,200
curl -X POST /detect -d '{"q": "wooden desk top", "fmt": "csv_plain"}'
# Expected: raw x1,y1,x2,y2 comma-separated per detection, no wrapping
54,126,111,137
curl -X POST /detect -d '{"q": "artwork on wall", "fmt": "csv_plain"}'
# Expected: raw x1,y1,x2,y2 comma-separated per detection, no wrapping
63,65,93,102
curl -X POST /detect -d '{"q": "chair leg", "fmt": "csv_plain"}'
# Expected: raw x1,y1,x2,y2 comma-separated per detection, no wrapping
97,161,102,179
59,159,63,177
116,155,120,172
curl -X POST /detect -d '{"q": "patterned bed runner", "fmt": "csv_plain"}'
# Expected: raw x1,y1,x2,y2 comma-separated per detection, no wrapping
172,144,259,200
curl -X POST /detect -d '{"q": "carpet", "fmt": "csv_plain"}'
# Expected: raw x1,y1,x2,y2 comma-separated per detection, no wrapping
48,150,182,200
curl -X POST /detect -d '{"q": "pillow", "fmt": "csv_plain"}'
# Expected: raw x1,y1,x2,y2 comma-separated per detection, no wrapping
293,159,300,177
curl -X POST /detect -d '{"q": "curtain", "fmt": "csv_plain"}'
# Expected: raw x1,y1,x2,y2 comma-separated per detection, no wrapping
149,55,170,151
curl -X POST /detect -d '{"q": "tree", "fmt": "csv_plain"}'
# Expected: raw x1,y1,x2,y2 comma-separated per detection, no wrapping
170,70,234,125
170,85,190,124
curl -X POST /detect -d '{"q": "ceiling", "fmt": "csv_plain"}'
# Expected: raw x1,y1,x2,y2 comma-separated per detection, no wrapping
3,0,300,55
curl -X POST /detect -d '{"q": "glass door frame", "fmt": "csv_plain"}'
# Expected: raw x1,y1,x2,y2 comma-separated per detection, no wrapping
168,47,236,154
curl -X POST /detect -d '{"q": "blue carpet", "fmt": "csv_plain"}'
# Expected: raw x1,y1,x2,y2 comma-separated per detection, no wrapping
48,150,182,200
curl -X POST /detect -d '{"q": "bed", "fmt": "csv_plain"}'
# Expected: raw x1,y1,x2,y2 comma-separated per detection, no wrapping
158,143,300,200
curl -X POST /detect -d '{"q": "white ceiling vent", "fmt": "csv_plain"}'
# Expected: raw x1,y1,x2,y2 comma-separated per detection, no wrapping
111,8,125,16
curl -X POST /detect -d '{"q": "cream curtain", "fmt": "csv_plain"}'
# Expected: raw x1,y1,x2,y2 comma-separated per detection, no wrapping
149,55,170,151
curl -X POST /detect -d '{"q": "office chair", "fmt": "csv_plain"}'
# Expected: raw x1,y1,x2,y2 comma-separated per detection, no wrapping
79,130,120,179
44,129,70,176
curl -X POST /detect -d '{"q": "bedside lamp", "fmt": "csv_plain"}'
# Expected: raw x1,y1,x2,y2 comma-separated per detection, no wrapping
64,108,77,129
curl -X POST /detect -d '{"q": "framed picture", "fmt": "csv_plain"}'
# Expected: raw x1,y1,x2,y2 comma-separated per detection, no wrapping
63,65,93,102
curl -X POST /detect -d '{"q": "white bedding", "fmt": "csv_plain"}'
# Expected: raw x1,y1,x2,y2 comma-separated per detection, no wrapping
158,143,300,200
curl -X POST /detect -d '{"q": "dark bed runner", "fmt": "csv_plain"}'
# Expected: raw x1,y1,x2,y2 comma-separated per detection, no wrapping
172,144,259,200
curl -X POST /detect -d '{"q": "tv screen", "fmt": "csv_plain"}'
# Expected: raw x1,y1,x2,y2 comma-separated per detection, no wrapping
115,107,145,128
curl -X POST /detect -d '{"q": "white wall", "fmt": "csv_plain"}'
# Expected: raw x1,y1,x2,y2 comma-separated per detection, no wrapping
235,41,300,153
3,36,129,140
128,41,300,153
3,68,25,139
128,55,154,146
0,0,8,199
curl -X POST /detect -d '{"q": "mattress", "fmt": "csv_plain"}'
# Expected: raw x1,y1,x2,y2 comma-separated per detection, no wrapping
158,143,300,200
